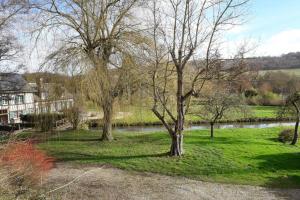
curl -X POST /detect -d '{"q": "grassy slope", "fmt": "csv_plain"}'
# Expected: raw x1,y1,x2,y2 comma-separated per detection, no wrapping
38,127,300,188
260,68,300,76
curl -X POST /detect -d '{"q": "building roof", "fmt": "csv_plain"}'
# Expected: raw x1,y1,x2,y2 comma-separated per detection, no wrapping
0,73,36,93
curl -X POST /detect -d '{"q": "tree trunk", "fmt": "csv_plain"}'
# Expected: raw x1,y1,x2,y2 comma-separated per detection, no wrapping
170,70,185,156
170,134,183,156
210,122,214,139
101,99,113,141
291,117,299,145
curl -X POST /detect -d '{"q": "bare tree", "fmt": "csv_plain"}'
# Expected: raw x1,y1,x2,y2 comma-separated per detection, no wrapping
148,0,249,156
32,0,142,141
279,92,300,145
193,84,246,138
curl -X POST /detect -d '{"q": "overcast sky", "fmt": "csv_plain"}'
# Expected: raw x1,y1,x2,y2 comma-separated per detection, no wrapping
19,0,300,72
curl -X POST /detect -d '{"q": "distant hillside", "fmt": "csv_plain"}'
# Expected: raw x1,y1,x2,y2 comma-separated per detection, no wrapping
194,52,300,71
245,52,300,70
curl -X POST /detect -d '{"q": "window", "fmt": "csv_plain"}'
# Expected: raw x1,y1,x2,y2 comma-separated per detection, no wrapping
55,102,59,111
15,95,24,104
10,95,15,105
1,96,9,106
9,111,17,119
41,92,48,100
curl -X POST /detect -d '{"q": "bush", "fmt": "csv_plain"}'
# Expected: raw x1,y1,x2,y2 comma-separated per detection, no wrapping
278,129,294,143
244,89,258,98
259,92,283,106
0,141,54,198
245,96,259,105
246,92,284,106
0,131,11,142
78,122,89,130
63,106,82,130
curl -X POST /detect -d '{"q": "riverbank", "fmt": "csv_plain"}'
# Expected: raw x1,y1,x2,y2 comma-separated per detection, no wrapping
38,127,300,188
89,117,293,128
88,106,283,127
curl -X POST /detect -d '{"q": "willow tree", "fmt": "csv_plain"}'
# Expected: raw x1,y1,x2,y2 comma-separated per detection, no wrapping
32,0,142,141
0,0,28,71
148,0,249,156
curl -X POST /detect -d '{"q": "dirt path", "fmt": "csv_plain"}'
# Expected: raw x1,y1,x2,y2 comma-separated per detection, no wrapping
43,163,300,200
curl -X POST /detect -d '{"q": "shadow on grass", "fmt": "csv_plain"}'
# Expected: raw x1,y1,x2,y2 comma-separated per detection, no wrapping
125,134,169,144
255,152,300,171
254,152,300,188
47,132,169,144
185,135,276,146
48,138,102,142
51,151,168,162
266,137,280,142
263,175,300,189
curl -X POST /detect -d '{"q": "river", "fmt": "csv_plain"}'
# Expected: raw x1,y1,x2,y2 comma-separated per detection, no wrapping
91,121,295,133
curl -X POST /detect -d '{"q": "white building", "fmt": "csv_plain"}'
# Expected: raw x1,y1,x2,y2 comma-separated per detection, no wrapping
0,73,73,125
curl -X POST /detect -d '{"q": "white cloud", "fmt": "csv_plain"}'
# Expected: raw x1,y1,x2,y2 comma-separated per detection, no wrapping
256,29,300,56
227,25,249,35
221,29,300,58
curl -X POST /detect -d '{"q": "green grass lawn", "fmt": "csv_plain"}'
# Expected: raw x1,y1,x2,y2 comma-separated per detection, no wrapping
252,106,280,118
37,127,300,188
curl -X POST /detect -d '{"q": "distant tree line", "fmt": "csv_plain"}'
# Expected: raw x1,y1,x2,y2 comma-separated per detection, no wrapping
236,71,300,106
242,52,300,70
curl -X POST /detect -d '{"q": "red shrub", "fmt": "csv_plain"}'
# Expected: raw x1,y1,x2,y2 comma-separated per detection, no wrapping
0,141,54,184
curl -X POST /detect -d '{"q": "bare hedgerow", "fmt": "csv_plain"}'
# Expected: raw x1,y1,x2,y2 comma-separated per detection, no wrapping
0,140,54,199
278,129,294,143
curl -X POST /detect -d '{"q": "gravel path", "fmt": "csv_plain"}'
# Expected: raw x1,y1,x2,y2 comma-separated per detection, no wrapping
43,163,300,200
